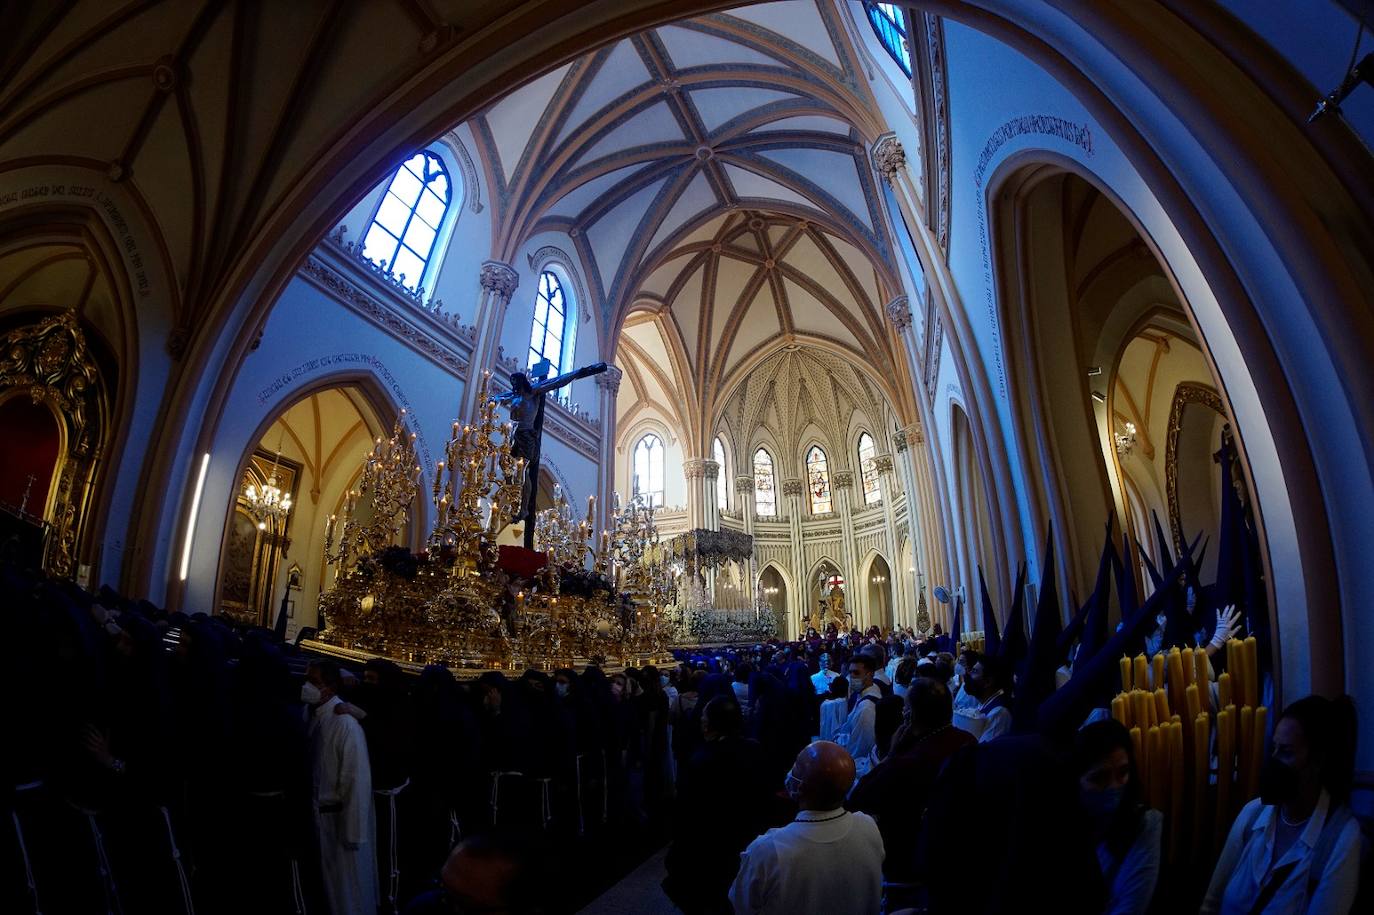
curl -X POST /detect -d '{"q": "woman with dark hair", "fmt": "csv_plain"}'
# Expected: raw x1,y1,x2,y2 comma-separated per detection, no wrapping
1072,720,1161,915
1203,694,1361,913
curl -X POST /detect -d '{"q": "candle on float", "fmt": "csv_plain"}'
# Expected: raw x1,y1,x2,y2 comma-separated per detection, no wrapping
1242,637,1259,708
1215,707,1235,846
1185,683,1202,725
1112,694,1129,728
1134,654,1149,692
1130,725,1146,777
1248,706,1268,799
1167,649,1187,720
1218,672,1233,710
1192,713,1210,857
1237,705,1255,806
1168,721,1185,864
1154,688,1171,727
1152,653,1166,693
1120,656,1132,693
1132,690,1151,732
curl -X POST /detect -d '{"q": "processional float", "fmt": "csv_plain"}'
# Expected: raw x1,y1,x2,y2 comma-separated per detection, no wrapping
312,372,676,671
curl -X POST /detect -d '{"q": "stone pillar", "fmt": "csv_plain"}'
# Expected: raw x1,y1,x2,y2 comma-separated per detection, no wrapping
782,478,806,638
874,453,906,628
736,474,757,612
593,365,623,537
894,426,928,629
702,459,721,530
682,458,706,530
461,260,519,421
832,470,860,629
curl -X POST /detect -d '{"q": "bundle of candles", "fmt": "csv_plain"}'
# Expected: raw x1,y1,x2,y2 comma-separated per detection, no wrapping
1110,637,1266,863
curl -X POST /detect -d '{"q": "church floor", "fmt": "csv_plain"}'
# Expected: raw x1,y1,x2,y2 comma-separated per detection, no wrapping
577,847,678,914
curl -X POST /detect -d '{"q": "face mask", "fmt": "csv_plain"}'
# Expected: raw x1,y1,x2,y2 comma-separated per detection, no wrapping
784,770,803,800
660,675,669,688
555,682,570,698
1258,757,1300,805
1155,613,1168,631
848,676,865,694
954,662,966,679
300,682,322,705
1080,785,1124,828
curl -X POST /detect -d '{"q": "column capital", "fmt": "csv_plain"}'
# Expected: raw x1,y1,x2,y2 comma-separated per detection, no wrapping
683,458,706,480
885,294,912,331
594,363,623,394
479,260,519,298
781,478,805,498
832,470,855,489
702,459,720,479
871,133,906,184
735,475,755,494
874,453,895,474
893,428,909,453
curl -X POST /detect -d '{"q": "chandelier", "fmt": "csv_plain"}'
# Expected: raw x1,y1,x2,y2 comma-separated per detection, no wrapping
245,450,293,530
1114,421,1138,457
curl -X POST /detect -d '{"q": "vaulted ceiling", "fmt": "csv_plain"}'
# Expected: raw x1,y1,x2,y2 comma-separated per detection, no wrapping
465,2,918,450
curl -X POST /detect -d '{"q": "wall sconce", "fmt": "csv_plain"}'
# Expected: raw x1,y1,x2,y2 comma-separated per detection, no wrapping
1114,421,1137,456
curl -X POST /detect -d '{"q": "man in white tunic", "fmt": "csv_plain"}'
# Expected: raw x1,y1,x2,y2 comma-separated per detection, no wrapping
729,740,884,914
303,660,378,915
836,655,883,777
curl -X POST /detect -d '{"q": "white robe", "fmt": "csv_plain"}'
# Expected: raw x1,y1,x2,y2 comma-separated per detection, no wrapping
308,695,379,915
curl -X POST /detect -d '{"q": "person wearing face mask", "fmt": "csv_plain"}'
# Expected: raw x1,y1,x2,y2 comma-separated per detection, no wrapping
302,660,378,915
954,654,1013,743
952,648,980,712
835,655,883,779
811,652,840,695
1072,720,1161,915
1203,695,1362,914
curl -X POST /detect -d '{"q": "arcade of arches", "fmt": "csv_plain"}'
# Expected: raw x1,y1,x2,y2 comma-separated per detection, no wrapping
3,0,1374,784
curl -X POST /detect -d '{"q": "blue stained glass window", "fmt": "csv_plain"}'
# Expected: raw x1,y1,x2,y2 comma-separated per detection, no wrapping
362,151,452,290
865,2,912,77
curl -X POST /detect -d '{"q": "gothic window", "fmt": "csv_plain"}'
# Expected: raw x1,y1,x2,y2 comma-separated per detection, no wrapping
806,446,832,515
753,448,776,517
858,432,881,505
714,436,728,511
528,270,574,375
864,3,911,77
362,151,452,290
632,433,664,509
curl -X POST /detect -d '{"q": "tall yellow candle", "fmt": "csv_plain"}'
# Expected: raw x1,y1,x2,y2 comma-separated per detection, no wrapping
1133,690,1152,733
1152,653,1166,693
1181,646,1196,686
1215,707,1234,851
1112,694,1129,729
1121,655,1133,693
1185,683,1202,726
1192,713,1210,858
1134,654,1150,691
1131,726,1147,781
1154,688,1171,727
1218,672,1233,710
1168,721,1185,864
1238,706,1255,811
1167,649,1187,720
1243,637,1259,708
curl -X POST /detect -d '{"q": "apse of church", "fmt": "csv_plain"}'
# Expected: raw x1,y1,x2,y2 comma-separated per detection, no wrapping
3,0,1373,787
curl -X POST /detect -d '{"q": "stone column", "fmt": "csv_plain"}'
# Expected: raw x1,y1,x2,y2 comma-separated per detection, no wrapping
736,474,757,612
461,260,519,421
702,459,721,531
832,470,860,629
682,459,706,530
893,426,928,629
593,365,623,537
874,453,906,628
782,478,806,638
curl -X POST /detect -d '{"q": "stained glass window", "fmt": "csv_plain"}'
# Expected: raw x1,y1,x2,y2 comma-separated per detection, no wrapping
858,432,881,505
714,437,728,511
865,2,911,77
753,448,776,517
806,446,832,515
362,151,451,290
633,433,664,509
528,270,574,375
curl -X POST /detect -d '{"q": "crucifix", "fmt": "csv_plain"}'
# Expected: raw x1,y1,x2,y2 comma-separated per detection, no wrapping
494,357,607,548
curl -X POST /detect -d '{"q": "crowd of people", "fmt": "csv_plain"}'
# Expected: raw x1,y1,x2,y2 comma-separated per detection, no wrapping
2,561,1368,914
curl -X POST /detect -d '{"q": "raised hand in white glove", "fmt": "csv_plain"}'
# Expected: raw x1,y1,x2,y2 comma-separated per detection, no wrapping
1208,604,1242,651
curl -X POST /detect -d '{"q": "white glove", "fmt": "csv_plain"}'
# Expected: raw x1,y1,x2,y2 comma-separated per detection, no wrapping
1208,604,1242,650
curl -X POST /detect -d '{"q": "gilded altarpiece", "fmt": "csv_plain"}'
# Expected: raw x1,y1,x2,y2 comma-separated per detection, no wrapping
219,451,300,626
